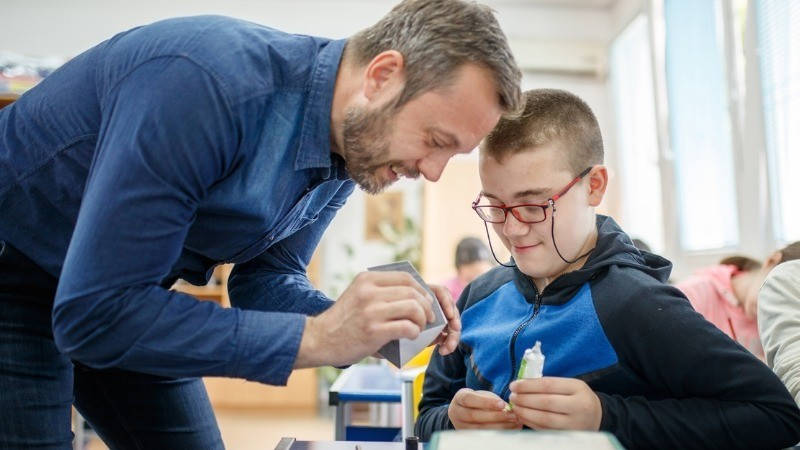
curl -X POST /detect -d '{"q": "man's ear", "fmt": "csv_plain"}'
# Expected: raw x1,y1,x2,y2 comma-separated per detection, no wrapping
362,50,405,102
587,165,608,207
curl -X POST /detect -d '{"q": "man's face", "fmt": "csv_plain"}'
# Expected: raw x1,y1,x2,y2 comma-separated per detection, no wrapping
341,64,503,194
478,145,594,282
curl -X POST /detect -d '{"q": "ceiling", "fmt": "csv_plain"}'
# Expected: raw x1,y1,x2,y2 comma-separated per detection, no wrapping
486,0,617,9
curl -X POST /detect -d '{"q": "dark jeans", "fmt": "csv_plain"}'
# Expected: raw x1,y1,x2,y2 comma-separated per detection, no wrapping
0,241,223,449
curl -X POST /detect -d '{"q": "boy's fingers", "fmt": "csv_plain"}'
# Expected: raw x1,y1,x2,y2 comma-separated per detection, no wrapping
510,377,579,395
438,325,461,355
509,393,572,414
427,284,461,355
430,285,462,332
513,406,569,430
459,408,517,424
457,390,506,410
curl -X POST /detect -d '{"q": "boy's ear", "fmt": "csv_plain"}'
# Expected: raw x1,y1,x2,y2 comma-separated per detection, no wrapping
362,50,405,102
587,166,608,207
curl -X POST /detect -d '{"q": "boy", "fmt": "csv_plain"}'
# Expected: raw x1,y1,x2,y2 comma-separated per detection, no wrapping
415,89,800,449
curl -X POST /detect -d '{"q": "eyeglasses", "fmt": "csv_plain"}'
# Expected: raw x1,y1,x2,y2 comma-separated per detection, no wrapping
472,167,592,224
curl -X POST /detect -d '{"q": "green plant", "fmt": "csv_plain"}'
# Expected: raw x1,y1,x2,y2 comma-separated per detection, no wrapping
378,216,422,270
329,242,357,298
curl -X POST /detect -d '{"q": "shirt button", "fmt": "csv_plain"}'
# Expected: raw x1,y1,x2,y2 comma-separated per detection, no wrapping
269,235,275,241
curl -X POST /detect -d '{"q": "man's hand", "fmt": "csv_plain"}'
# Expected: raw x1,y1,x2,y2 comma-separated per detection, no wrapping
427,284,461,355
509,377,602,431
293,271,436,368
448,388,521,430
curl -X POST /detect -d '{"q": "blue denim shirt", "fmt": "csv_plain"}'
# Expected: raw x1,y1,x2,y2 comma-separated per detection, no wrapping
0,16,355,385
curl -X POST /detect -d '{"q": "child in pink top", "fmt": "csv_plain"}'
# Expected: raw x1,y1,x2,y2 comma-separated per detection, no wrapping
677,242,800,359
442,237,493,301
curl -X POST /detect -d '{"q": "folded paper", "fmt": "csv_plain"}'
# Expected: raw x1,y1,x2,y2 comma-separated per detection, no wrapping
368,261,446,367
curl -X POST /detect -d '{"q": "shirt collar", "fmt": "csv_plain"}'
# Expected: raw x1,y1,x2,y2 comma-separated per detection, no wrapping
294,38,347,173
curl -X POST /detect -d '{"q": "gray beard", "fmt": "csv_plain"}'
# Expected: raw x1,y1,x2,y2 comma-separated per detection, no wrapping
341,103,394,194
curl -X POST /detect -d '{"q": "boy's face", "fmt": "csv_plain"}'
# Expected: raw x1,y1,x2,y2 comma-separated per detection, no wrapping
478,144,600,284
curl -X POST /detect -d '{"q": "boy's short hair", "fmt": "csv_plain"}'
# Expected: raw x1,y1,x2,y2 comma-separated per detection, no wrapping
481,88,604,174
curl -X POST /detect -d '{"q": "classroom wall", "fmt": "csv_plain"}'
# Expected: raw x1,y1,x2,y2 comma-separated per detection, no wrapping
1,0,614,57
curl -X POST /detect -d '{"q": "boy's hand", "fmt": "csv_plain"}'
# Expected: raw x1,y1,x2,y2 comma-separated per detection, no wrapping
509,377,602,431
428,284,461,355
448,388,522,430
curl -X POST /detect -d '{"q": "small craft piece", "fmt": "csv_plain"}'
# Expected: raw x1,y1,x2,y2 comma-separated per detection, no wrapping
368,261,446,367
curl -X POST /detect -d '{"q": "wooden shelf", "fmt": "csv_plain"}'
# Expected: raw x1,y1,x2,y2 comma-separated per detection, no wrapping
170,258,324,410
1,93,20,109
204,369,318,411
171,264,232,307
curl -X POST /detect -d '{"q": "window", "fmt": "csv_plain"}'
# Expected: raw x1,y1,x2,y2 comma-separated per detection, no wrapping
610,15,664,253
755,1,800,243
663,0,739,251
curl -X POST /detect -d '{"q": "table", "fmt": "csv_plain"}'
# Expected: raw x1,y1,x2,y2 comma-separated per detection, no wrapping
329,364,424,441
275,437,424,450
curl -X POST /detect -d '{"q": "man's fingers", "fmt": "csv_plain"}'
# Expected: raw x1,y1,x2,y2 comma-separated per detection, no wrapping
374,320,423,342
371,286,434,323
430,284,461,331
429,284,454,316
370,276,435,323
372,299,428,331
427,284,461,355
370,271,431,297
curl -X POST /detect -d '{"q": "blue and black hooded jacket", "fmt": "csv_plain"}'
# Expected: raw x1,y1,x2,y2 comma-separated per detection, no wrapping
416,216,800,449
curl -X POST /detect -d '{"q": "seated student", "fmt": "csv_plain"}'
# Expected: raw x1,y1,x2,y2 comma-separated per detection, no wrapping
415,89,800,449
677,243,800,359
443,237,494,301
759,259,800,406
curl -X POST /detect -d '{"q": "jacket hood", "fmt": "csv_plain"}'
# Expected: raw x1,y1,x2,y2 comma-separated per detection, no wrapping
512,215,673,304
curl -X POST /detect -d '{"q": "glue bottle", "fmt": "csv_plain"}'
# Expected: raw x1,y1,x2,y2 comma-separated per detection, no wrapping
505,341,545,411
519,341,545,379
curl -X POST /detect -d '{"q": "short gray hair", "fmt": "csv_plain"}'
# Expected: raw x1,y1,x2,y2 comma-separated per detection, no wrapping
348,0,522,113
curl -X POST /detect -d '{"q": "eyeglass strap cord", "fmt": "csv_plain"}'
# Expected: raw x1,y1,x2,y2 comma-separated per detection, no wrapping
480,199,596,269
549,199,595,265
482,220,516,268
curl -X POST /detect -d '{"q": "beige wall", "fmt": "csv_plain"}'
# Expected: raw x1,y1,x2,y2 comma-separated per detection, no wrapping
205,369,317,410
421,157,509,284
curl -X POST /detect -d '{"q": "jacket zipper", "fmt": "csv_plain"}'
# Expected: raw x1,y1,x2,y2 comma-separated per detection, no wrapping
501,282,544,399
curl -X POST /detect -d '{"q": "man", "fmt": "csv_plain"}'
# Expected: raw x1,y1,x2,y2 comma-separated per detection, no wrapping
0,0,522,447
